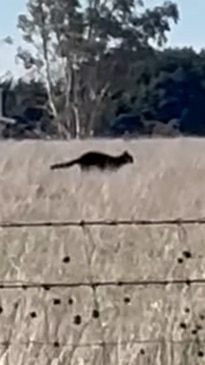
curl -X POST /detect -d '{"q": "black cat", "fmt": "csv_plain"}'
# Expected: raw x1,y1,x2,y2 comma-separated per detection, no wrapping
50,150,134,171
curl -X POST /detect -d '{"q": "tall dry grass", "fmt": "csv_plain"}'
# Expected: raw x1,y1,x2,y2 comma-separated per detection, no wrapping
1,137,205,221
0,138,204,364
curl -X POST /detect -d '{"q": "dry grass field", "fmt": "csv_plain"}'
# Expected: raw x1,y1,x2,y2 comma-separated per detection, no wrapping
0,138,205,364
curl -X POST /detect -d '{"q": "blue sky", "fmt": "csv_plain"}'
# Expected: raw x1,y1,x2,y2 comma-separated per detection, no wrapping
0,0,205,76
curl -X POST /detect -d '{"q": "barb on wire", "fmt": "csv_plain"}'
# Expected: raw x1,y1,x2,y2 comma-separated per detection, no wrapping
0,217,205,228
0,277,204,289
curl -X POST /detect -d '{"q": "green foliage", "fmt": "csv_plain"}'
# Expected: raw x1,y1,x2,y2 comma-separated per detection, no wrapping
95,47,205,137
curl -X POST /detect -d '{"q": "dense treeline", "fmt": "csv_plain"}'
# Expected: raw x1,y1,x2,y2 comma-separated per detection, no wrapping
1,0,204,139
105,47,205,138
2,47,205,139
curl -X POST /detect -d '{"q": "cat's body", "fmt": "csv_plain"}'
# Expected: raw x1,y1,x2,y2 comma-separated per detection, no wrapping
50,150,133,171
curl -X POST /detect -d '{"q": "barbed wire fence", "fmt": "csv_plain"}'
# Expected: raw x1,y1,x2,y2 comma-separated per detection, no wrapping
0,217,205,364
1,216,205,228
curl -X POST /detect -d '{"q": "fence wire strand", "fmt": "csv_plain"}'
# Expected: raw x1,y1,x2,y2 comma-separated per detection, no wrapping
0,278,203,289
0,217,205,228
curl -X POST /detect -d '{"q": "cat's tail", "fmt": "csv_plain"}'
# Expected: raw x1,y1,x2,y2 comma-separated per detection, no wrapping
50,158,78,170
